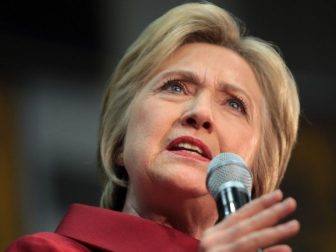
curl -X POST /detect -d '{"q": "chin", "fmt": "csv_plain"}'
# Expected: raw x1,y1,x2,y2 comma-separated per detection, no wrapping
154,172,209,199
146,154,210,197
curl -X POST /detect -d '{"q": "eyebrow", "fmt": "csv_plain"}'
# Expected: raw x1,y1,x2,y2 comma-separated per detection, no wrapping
218,82,251,100
157,70,203,85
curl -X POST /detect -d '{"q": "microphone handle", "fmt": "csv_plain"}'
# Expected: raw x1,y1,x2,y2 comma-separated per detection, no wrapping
216,186,250,222
216,187,263,252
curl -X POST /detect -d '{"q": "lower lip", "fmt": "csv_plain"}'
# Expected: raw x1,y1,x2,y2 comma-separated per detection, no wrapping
169,150,210,162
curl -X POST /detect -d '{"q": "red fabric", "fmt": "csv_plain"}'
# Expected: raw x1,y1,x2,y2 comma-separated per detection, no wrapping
6,204,199,251
5,232,91,252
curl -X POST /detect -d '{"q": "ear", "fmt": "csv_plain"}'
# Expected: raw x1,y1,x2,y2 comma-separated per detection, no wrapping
115,151,124,166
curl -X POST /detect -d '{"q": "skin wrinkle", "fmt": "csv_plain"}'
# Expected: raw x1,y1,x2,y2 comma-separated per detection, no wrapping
200,199,299,251
235,221,299,251
122,43,263,238
99,3,300,218
199,190,289,249
96,2,300,249
155,71,256,123
216,190,284,230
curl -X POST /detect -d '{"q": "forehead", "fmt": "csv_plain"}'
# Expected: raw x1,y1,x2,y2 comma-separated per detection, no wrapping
153,43,260,89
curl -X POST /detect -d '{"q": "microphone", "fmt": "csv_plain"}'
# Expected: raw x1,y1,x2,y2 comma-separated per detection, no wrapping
207,152,253,221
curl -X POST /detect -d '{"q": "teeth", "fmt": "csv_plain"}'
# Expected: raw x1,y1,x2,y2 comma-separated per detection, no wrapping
177,142,203,155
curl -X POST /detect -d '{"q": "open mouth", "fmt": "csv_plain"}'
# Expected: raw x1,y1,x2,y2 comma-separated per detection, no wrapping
167,136,212,160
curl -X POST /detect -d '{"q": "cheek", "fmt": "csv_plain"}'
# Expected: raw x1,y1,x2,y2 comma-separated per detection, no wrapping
123,104,153,164
241,134,260,168
123,98,178,173
217,121,260,168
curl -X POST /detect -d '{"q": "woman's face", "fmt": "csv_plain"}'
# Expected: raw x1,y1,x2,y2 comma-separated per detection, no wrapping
123,43,263,212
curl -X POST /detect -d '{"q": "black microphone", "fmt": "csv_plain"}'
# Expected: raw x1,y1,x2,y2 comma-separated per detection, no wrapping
207,152,253,221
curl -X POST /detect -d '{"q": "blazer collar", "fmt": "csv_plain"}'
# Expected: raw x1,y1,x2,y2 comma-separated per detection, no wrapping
56,204,199,251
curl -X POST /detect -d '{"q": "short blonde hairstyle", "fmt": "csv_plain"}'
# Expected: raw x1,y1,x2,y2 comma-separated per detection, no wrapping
98,2,300,210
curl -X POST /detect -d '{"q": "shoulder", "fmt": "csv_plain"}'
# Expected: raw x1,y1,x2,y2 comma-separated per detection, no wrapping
5,232,91,252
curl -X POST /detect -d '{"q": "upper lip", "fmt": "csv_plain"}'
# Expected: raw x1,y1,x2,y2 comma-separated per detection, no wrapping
167,136,213,160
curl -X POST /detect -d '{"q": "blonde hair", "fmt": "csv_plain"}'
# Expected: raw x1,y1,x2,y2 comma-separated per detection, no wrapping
98,2,300,210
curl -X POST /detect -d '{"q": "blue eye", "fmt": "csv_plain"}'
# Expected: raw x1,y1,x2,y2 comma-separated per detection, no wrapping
162,80,186,94
228,98,246,113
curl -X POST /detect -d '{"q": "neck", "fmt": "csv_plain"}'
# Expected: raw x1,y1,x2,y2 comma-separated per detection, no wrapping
122,191,217,239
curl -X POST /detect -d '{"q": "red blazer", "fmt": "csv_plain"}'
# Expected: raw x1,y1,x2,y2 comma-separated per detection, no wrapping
6,204,199,251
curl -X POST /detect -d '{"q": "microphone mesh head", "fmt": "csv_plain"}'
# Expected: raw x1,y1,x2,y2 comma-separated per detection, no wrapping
207,153,253,198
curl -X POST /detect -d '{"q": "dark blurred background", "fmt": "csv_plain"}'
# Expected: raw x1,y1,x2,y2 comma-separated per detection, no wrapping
1,0,335,251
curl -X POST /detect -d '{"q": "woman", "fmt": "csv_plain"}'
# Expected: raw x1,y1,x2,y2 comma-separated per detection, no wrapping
7,2,300,252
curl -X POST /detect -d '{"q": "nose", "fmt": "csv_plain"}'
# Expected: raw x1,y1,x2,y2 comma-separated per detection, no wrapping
181,93,214,132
